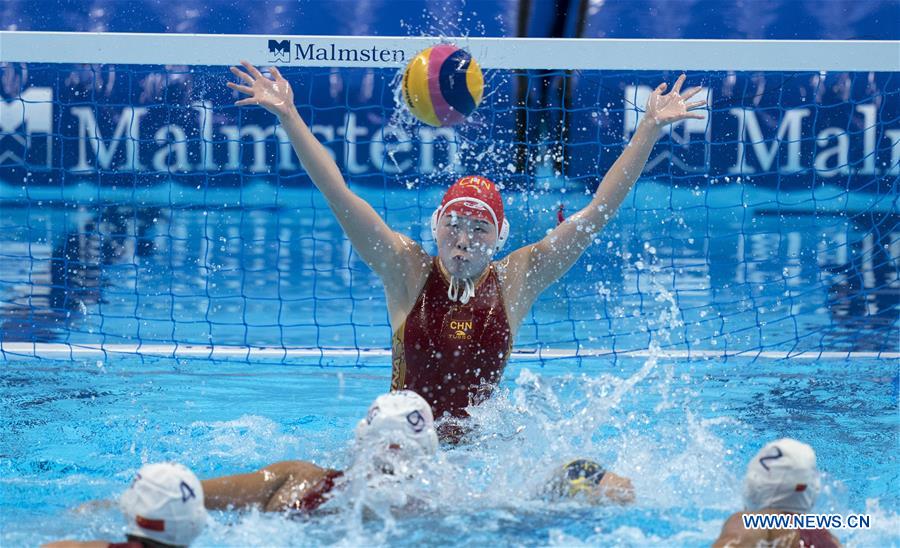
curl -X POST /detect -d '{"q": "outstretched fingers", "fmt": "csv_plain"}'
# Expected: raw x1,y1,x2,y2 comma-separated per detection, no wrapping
672,73,686,94
240,60,264,79
686,99,706,110
681,86,703,101
268,66,285,81
230,65,254,84
226,81,254,95
235,97,259,106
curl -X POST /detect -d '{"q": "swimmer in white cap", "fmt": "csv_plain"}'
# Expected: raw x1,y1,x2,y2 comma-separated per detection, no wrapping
200,390,438,514
44,462,208,548
713,438,840,548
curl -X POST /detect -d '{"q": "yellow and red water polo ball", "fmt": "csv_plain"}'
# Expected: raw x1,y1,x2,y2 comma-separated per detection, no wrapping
402,44,484,127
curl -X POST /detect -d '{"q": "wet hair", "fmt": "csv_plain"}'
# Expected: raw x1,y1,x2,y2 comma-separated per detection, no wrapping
563,459,606,485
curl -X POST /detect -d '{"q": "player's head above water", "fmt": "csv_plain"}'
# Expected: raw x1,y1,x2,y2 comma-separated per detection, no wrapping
432,176,509,281
544,459,635,505
354,390,439,463
743,438,821,514
546,459,607,500
119,462,208,547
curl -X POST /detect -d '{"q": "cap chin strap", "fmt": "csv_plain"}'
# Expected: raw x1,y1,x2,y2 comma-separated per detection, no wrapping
447,276,475,304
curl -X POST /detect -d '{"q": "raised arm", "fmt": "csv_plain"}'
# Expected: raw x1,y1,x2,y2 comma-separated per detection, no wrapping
228,62,429,290
502,75,705,311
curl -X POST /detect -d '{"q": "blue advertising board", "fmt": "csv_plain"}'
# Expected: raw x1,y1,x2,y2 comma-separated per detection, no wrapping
1,1,897,193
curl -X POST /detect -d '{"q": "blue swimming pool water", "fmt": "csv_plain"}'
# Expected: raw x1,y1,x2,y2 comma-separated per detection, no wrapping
1,183,897,356
1,355,897,546
1,180,898,545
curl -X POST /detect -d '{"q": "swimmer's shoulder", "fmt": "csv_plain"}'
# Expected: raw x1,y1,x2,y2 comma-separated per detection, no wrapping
713,509,833,548
492,254,535,333
384,244,433,325
493,255,509,269
712,511,770,548
491,256,514,287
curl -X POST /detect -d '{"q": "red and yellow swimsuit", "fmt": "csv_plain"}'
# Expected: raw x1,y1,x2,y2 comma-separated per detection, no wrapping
391,257,512,420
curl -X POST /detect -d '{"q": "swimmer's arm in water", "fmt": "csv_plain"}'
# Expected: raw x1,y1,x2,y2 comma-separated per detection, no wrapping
598,471,635,505
501,76,705,313
201,460,325,511
227,62,429,295
69,498,115,514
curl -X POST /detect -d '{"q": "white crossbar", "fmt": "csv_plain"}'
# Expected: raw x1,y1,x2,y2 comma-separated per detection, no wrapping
1,32,898,71
1,343,895,361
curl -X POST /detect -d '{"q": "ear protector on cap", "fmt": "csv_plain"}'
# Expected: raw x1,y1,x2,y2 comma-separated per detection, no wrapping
430,198,510,252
